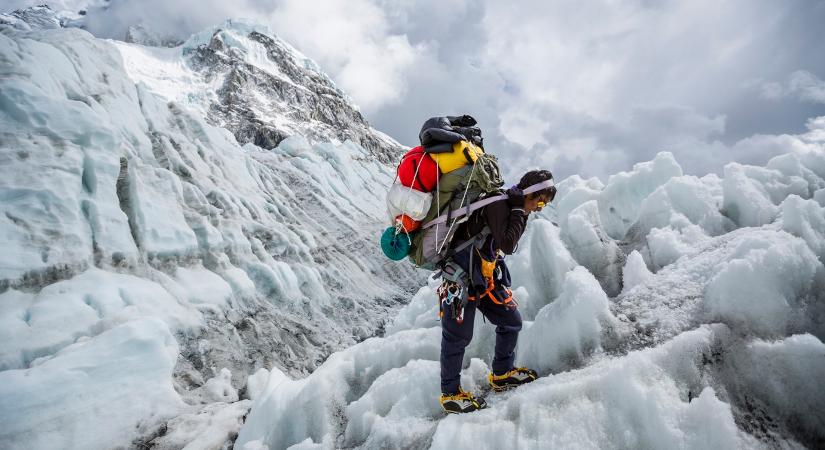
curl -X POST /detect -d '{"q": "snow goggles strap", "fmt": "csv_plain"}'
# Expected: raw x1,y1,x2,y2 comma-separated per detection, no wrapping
521,178,554,195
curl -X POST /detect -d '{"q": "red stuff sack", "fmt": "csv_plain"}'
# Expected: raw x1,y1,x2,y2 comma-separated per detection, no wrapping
397,146,439,192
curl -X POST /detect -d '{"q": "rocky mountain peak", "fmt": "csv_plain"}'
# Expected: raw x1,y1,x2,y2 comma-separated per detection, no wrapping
182,21,404,164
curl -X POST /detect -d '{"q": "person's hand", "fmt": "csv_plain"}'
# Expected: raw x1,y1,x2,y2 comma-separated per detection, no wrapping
506,186,525,208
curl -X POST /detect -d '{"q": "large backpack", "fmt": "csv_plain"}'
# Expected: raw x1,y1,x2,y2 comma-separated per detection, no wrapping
382,115,502,269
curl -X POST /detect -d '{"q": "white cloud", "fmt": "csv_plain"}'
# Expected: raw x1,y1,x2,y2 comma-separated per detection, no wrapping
750,71,825,104
469,0,825,180
498,106,551,149
789,71,825,104
263,0,427,111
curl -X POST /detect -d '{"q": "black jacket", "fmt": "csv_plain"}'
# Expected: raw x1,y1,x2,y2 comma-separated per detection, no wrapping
451,199,527,291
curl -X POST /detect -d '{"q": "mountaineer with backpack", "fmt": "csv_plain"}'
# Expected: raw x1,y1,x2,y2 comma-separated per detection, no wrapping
437,169,555,413
381,115,556,414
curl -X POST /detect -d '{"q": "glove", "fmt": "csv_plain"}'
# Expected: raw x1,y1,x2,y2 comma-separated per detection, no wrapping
506,186,525,208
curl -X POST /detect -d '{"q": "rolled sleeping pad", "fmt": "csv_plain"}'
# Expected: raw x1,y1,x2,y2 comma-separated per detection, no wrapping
381,226,412,260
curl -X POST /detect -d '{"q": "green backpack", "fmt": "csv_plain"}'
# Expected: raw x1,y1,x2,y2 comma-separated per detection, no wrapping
409,153,504,270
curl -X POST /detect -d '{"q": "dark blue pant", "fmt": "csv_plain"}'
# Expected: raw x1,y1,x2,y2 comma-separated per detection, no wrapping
440,289,523,395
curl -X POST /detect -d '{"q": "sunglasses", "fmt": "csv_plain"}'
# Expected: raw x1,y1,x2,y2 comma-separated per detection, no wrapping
536,186,557,208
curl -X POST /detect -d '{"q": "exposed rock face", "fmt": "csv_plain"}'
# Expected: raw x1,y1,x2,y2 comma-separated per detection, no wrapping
124,24,184,48
185,24,405,163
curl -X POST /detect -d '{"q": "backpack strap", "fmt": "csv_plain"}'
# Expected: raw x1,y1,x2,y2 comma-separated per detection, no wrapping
451,226,490,255
424,194,505,230
432,226,491,279
422,179,555,230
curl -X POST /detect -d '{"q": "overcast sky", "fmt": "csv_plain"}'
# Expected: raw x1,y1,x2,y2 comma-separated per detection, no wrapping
10,0,825,182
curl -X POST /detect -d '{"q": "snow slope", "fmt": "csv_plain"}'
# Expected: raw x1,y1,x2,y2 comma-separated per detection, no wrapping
0,17,420,449
238,137,825,449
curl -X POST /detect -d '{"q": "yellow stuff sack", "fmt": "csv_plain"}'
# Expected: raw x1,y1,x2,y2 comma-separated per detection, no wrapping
431,141,484,173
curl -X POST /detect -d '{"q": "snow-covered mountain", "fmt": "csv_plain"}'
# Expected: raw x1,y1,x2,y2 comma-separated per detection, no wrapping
0,8,420,449
115,19,404,162
2,5,825,450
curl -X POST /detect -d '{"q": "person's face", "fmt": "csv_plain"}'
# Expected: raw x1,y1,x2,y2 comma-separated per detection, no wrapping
525,193,550,214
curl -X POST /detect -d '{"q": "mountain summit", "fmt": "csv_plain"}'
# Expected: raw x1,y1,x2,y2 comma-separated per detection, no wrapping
118,19,403,162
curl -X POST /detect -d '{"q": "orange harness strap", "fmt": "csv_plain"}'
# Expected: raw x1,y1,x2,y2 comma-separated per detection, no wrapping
467,277,494,302
468,278,515,306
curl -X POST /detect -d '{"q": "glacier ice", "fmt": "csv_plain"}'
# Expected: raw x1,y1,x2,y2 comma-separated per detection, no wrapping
0,319,183,449
779,194,825,261
636,174,733,237
620,249,652,295
237,324,758,449
516,267,617,374
235,121,825,449
597,151,683,240
149,399,252,450
704,231,822,337
561,200,624,296
507,219,577,320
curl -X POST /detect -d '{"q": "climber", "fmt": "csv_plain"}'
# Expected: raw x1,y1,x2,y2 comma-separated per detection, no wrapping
439,169,556,414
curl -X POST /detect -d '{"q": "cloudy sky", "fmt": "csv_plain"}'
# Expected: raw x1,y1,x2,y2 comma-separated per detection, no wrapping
10,0,825,181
